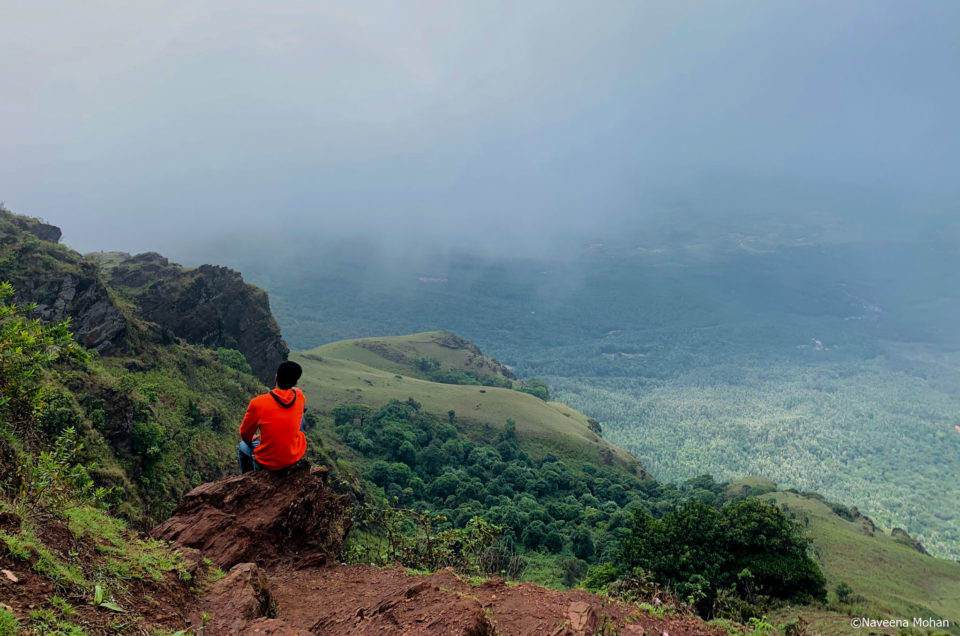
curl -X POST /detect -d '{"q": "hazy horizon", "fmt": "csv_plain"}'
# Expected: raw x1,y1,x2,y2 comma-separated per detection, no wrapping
3,1,958,256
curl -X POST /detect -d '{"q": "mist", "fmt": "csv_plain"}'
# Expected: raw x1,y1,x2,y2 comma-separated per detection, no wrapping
2,1,958,257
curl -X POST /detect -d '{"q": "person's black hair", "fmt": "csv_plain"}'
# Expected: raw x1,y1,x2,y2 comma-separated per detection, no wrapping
276,361,303,390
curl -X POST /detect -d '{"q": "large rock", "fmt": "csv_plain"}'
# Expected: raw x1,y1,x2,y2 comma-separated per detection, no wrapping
200,563,277,634
891,527,929,555
152,462,351,569
28,273,128,354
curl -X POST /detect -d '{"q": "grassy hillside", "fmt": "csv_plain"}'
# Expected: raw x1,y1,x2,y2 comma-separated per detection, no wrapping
314,331,516,382
765,490,960,634
294,332,642,474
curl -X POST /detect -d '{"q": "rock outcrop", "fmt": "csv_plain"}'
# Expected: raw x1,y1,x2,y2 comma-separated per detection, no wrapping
0,211,128,354
8,215,62,243
27,272,129,354
149,462,728,635
99,252,289,383
2,207,289,379
891,527,929,555
152,462,352,569
200,563,281,635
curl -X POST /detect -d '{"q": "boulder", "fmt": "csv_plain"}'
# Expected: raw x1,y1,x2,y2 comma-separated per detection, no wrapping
152,462,352,569
201,563,275,634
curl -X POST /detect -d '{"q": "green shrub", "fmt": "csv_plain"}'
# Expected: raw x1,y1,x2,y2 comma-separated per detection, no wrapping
835,581,853,604
344,505,500,574
216,348,252,375
619,499,826,617
519,378,550,401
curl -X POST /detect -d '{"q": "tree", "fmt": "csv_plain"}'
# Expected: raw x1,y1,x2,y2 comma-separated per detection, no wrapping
835,581,853,604
520,378,550,401
0,282,89,496
521,520,546,549
620,499,826,617
332,404,373,428
571,527,595,560
587,418,602,436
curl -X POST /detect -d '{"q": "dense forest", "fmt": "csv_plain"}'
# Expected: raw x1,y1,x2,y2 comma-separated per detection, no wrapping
312,397,827,618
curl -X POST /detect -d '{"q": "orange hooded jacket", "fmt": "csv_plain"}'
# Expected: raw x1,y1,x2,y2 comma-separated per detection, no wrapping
239,387,306,470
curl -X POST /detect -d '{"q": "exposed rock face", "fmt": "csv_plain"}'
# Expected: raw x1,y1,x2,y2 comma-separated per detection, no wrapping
309,577,495,635
8,215,62,243
152,462,352,569
850,506,876,537
102,252,288,383
1,207,289,381
266,565,729,635
27,272,128,354
0,212,128,354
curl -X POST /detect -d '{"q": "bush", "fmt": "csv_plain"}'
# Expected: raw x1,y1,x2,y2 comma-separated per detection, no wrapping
835,581,853,604
520,378,550,401
216,348,252,374
344,505,501,574
619,499,826,617
582,562,619,592
17,428,111,517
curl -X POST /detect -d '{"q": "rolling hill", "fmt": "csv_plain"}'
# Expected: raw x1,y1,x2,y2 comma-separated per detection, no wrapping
293,331,644,475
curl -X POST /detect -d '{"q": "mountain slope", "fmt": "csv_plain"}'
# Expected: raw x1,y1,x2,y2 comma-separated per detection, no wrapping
767,490,960,634
90,250,288,384
295,332,642,474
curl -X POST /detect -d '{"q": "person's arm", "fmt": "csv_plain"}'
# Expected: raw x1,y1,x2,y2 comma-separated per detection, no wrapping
239,400,259,444
299,389,306,432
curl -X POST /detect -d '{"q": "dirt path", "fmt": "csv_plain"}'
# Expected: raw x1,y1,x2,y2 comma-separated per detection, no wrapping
256,564,728,636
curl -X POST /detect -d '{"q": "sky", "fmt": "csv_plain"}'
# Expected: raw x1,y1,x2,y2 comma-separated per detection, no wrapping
1,1,958,254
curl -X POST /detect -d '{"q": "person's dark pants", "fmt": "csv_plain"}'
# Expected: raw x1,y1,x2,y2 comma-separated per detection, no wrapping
238,440,261,474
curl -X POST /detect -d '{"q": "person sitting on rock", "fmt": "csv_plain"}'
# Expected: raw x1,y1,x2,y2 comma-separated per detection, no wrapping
238,361,307,473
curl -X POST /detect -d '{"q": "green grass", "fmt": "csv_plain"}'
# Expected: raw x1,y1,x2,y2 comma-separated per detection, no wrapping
311,331,515,381
765,491,960,634
65,506,191,582
514,552,568,590
2,529,88,592
29,608,88,636
725,476,778,499
293,332,643,473
0,607,18,635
